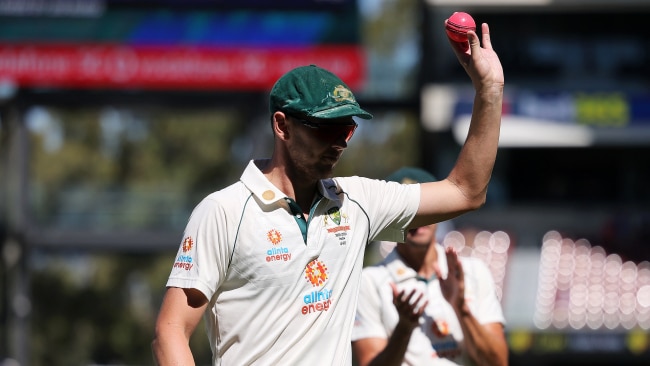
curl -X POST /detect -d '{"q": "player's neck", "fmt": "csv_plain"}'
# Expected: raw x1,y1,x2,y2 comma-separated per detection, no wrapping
262,158,319,211
398,245,437,277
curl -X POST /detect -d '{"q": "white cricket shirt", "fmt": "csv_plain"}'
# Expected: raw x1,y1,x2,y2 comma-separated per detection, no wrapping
352,244,506,366
166,159,420,365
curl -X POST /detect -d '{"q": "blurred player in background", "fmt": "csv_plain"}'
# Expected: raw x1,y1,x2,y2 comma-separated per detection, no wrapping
352,167,508,366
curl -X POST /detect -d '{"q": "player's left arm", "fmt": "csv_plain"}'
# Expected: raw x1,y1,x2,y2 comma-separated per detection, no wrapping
437,247,508,366
456,315,508,366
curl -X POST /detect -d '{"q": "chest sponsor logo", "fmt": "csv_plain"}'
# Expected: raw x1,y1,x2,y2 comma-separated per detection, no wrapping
431,319,450,337
324,206,351,246
431,340,461,360
173,236,194,270
427,318,460,359
265,228,292,262
267,228,282,245
302,288,332,315
305,259,328,286
302,259,333,315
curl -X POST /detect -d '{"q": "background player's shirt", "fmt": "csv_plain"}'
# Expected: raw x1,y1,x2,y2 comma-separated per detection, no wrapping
352,244,506,366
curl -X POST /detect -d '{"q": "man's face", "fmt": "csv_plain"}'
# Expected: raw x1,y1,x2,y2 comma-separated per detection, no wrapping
285,114,356,178
404,223,437,248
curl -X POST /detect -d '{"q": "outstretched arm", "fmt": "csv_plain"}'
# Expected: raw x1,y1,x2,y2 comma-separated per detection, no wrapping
412,22,504,228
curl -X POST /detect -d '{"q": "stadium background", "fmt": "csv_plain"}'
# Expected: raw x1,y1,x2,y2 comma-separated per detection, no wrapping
1,0,649,365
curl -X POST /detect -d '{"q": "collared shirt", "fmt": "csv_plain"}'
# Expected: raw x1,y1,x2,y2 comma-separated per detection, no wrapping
352,244,506,366
166,159,420,365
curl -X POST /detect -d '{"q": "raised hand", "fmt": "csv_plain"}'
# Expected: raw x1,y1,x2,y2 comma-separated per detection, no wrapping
390,282,428,331
446,22,504,94
437,247,466,311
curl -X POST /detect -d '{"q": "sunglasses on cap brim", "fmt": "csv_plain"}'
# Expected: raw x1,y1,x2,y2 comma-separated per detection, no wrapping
288,114,358,142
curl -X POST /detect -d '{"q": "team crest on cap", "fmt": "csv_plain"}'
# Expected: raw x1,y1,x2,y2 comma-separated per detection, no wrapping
331,85,355,103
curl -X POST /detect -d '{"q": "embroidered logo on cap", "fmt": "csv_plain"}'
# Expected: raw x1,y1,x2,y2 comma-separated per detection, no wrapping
331,85,355,103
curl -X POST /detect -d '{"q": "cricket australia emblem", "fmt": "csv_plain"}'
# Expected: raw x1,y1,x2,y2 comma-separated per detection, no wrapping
324,206,350,246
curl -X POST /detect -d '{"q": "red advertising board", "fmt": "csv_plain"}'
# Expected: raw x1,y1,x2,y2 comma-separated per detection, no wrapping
0,44,366,91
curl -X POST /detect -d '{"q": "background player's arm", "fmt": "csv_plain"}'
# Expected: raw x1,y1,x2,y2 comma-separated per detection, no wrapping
458,319,508,366
152,287,208,366
352,329,409,366
352,284,427,366
439,249,508,366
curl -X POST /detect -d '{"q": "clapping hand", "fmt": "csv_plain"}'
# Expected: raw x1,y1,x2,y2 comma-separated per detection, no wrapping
437,247,466,311
390,283,428,331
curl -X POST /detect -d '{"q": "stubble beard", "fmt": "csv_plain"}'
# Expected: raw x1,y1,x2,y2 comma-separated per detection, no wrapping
406,227,435,248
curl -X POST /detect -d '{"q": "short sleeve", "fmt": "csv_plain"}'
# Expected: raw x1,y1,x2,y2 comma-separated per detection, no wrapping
335,177,420,243
166,195,232,301
464,258,506,326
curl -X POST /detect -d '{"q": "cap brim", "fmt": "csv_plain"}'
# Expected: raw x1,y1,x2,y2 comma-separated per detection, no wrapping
309,103,373,120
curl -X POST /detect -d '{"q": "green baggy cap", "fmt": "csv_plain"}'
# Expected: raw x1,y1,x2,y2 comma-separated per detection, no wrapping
270,65,373,120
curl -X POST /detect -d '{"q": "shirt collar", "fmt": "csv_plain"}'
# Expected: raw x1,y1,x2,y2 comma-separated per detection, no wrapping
383,250,419,283
383,243,449,283
240,159,343,206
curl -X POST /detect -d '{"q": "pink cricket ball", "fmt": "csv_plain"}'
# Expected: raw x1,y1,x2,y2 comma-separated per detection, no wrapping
445,12,476,44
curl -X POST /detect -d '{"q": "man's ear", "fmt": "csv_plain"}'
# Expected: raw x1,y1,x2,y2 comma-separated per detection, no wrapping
273,111,290,141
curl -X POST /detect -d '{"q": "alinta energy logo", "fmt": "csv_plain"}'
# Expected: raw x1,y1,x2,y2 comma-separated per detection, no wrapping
182,237,193,252
302,259,332,315
323,206,350,246
432,319,450,338
429,319,460,359
174,236,194,271
266,229,292,262
267,229,282,245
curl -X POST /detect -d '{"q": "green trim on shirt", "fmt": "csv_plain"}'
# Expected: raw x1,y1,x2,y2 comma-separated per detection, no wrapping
285,195,323,244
